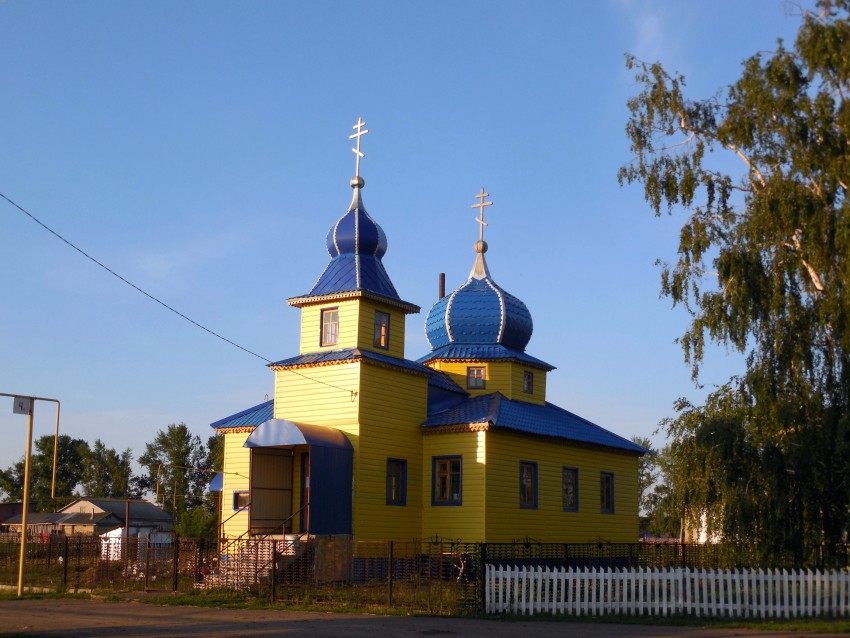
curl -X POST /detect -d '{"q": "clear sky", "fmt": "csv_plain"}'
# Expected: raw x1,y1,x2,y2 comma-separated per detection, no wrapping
0,1,805,476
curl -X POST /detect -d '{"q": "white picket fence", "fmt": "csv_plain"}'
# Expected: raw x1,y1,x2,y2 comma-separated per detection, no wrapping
485,565,850,618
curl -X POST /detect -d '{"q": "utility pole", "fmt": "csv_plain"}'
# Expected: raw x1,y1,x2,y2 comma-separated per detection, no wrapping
1,393,61,597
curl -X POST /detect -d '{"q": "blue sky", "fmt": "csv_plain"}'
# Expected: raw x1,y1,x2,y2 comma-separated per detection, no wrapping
0,1,805,476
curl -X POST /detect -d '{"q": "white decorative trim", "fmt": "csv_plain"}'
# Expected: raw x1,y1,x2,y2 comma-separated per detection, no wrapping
484,277,506,343
444,286,461,343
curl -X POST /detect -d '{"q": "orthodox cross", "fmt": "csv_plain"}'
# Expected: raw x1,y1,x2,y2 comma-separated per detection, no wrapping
349,117,369,178
471,187,493,242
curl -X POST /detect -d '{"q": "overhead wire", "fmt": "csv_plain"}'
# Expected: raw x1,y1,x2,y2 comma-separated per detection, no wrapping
0,191,357,397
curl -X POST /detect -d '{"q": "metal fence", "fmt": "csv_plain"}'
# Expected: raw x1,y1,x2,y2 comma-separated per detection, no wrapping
2,534,848,616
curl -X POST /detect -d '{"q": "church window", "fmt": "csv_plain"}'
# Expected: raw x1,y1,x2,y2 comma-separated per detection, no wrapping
386,458,407,506
374,311,390,349
467,366,486,389
432,456,462,505
600,472,615,514
519,461,538,509
523,370,534,394
232,491,249,511
320,308,339,346
562,467,579,511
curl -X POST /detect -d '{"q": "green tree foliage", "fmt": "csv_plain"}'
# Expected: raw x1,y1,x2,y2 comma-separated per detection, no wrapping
136,423,213,532
620,0,850,563
631,435,658,515
79,439,138,499
0,434,89,509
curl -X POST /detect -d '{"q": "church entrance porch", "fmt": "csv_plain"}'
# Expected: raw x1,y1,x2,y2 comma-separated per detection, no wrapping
244,419,353,536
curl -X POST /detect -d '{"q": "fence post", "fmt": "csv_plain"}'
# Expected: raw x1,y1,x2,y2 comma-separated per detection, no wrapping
387,540,394,608
62,535,69,588
271,542,278,602
145,535,152,591
171,535,179,592
479,543,488,616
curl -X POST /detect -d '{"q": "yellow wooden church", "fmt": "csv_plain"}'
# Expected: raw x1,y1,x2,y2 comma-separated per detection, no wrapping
211,120,645,543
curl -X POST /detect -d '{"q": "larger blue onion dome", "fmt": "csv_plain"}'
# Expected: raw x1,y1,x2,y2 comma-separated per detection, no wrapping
425,239,533,351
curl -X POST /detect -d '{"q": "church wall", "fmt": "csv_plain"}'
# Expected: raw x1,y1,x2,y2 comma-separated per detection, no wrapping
354,363,427,540
220,430,252,539
273,364,361,433
427,360,546,404
509,365,547,405
355,299,406,359
421,431,486,542
274,363,361,533
484,431,640,542
298,299,361,353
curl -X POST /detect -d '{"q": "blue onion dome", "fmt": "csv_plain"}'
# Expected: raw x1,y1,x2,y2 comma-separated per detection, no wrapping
302,176,403,302
325,177,388,259
425,239,533,351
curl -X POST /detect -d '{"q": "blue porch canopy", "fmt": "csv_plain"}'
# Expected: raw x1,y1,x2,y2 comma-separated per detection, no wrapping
243,419,352,449
208,472,223,492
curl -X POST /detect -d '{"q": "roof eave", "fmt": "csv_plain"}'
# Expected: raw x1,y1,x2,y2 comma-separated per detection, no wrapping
287,289,420,314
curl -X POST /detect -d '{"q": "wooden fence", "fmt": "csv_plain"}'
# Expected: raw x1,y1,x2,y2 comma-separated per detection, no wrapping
485,565,850,618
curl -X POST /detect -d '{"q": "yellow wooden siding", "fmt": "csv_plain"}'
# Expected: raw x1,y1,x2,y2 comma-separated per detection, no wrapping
428,360,545,403
298,300,361,353
274,364,360,434
355,300,407,359
421,432,486,542
509,366,547,405
354,363,427,540
221,430,252,539
483,431,639,542
275,364,360,533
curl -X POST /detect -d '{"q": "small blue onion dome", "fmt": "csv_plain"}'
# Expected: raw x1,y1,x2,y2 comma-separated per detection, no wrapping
325,180,388,259
305,178,401,300
425,241,533,351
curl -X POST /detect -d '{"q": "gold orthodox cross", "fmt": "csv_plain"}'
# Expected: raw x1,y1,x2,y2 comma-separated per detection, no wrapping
472,187,493,242
349,117,369,178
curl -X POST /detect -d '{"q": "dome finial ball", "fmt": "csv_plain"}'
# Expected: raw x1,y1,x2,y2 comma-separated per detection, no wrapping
475,239,488,254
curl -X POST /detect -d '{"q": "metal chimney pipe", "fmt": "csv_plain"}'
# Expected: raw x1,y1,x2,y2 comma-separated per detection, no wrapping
439,273,445,300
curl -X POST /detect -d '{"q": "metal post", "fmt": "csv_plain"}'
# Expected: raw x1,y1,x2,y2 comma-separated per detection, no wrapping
62,535,69,588
387,541,394,608
145,534,152,592
172,535,179,592
17,402,35,596
271,542,278,602
479,542,487,616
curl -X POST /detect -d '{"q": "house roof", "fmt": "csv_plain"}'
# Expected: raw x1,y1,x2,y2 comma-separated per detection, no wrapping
210,400,274,429
4,511,120,527
422,392,646,454
59,499,173,528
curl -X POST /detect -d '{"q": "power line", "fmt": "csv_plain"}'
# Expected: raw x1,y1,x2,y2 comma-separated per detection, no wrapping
0,191,358,397
1,191,271,363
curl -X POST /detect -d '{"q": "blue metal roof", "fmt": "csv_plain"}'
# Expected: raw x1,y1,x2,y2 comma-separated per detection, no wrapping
270,348,466,394
210,400,273,429
416,344,555,370
422,393,646,454
244,419,352,449
307,252,401,299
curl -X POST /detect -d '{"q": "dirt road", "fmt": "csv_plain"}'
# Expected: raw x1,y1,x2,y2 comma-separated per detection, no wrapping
0,598,845,638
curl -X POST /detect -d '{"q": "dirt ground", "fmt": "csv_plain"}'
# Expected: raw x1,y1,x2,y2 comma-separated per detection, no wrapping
0,598,847,638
